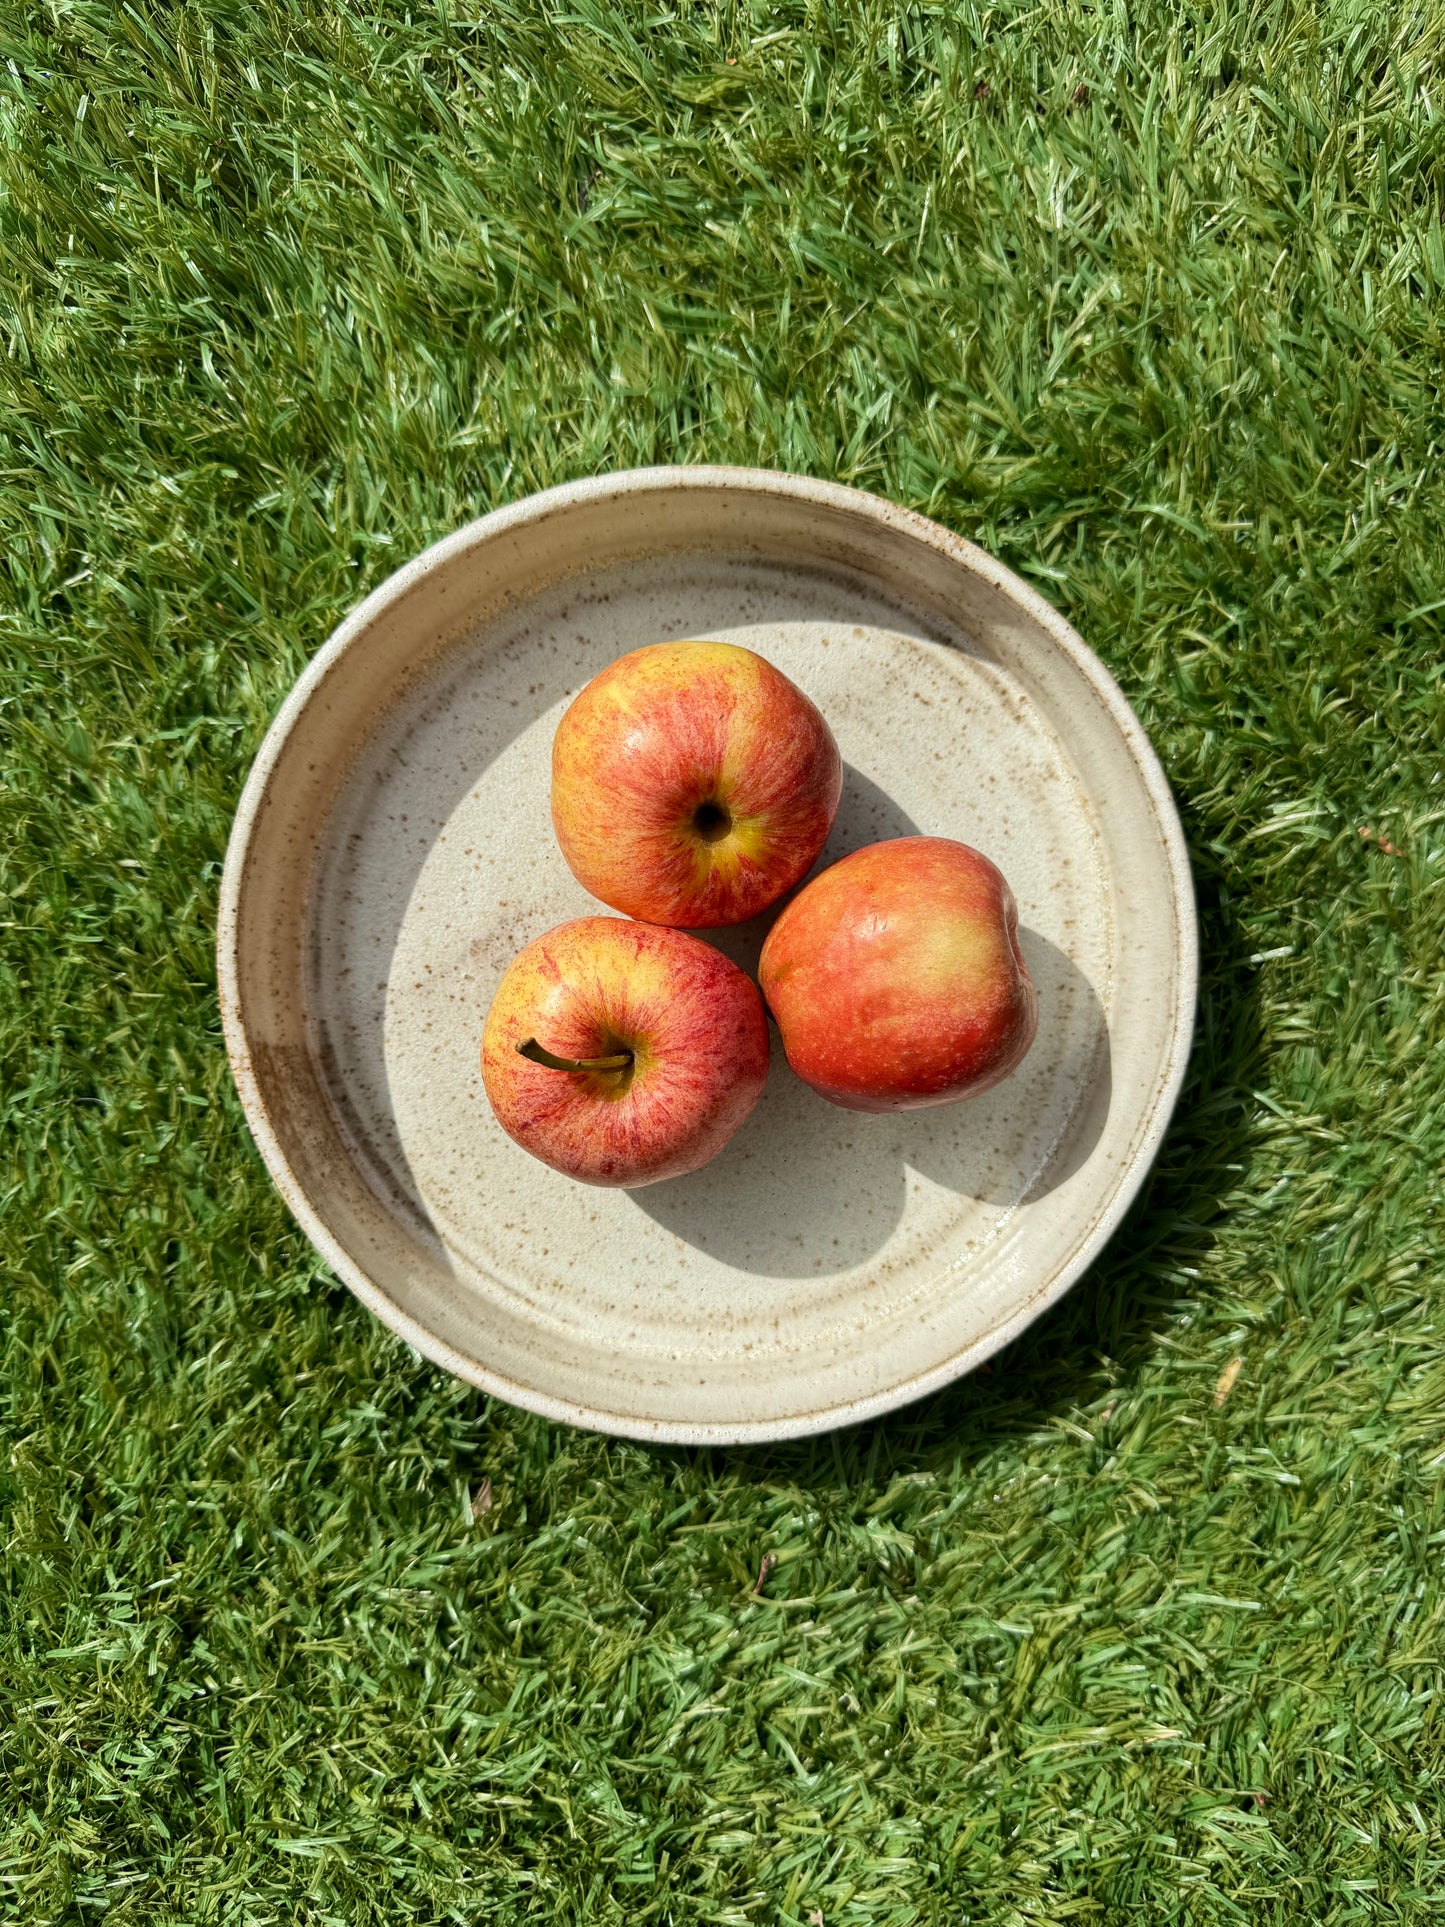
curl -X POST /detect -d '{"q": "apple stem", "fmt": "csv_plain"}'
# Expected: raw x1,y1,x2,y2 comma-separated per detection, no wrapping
517,1037,633,1074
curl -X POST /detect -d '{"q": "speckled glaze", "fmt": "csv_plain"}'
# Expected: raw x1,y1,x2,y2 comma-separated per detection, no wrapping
217,467,1197,1444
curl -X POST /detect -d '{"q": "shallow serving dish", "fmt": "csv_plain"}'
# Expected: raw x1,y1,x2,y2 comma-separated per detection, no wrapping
218,468,1196,1443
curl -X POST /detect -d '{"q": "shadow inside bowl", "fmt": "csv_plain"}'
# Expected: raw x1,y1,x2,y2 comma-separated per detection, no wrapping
633,930,1108,1276
634,749,1111,1282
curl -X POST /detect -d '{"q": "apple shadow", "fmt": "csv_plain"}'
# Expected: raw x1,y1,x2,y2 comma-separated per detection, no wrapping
631,764,1112,1277
902,928,1111,1204
633,931,1108,1276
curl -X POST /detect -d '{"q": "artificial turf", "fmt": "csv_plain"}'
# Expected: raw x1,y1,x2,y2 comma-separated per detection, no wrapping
2,0,1444,1920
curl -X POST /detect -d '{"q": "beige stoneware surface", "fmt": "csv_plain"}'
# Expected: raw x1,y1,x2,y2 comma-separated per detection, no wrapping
218,468,1197,1442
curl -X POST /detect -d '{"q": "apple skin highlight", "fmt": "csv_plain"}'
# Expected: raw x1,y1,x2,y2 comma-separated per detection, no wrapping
551,639,842,928
759,837,1038,1113
481,917,771,1186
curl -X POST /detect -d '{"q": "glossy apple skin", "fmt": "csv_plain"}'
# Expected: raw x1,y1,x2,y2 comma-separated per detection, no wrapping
551,640,842,928
481,917,770,1186
758,837,1037,1113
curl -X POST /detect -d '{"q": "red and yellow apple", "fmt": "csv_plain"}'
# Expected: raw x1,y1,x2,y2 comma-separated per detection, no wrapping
551,640,842,928
758,837,1037,1112
481,916,770,1186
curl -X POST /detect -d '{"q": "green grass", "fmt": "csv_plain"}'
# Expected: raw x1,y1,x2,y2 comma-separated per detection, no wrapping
2,0,1444,1919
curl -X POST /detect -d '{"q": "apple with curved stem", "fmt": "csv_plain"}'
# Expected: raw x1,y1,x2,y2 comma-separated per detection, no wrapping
551,639,842,928
758,837,1038,1112
481,916,770,1186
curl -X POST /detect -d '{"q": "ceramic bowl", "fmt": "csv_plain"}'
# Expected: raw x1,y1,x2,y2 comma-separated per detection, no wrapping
219,468,1196,1442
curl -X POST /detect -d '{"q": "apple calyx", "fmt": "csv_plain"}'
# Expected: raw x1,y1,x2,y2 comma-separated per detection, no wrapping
516,1037,634,1074
691,799,733,844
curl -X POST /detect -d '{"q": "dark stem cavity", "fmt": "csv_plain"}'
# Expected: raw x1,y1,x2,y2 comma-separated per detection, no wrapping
692,799,733,843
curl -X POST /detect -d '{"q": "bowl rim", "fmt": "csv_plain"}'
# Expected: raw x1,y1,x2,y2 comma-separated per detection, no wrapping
218,465,1198,1442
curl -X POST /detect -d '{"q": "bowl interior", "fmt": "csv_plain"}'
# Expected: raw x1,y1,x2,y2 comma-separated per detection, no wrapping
222,475,1193,1440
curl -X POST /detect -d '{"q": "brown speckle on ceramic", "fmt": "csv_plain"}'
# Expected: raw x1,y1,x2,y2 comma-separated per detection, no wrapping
218,468,1196,1442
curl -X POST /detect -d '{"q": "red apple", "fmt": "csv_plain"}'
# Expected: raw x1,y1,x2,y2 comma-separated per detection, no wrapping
758,837,1037,1112
481,916,770,1186
551,640,842,928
